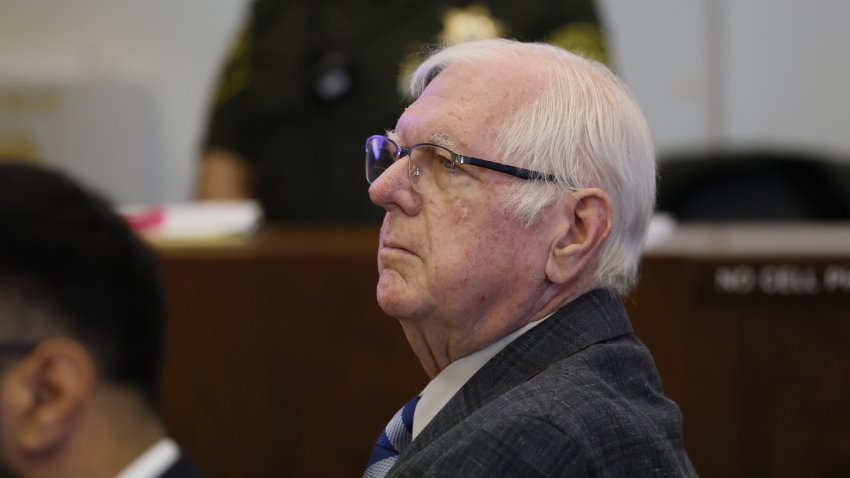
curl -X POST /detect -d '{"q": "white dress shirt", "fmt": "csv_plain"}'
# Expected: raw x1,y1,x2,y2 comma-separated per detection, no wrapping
412,316,550,439
115,437,180,478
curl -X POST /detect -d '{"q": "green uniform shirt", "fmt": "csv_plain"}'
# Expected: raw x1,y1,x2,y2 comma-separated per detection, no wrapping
204,0,607,223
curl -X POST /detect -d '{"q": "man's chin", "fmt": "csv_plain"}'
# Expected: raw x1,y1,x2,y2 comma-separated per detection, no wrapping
376,273,427,320
376,291,415,320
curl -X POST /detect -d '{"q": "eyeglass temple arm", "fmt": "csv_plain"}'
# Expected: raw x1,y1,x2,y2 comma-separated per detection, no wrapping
459,156,559,183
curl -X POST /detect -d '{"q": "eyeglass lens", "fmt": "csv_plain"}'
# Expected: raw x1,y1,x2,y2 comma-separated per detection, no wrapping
366,136,461,193
408,145,457,193
365,136,396,184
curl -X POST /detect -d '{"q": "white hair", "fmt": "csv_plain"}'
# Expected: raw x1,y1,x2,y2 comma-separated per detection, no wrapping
408,39,656,295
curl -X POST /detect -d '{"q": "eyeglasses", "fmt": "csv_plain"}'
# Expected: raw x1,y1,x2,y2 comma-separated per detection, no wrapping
365,135,557,193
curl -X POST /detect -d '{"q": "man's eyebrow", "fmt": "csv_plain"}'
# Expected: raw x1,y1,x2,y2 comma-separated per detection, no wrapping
426,133,456,149
387,130,456,149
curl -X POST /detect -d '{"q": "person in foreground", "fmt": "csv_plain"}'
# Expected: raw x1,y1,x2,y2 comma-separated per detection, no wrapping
0,162,202,478
363,39,697,477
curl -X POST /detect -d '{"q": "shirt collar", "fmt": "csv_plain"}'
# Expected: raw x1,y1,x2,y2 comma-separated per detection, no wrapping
115,437,180,478
412,315,550,439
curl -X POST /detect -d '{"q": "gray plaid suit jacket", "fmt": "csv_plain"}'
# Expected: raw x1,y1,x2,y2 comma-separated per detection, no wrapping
387,289,697,477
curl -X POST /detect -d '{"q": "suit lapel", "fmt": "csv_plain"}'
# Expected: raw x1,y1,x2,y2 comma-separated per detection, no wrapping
400,289,633,460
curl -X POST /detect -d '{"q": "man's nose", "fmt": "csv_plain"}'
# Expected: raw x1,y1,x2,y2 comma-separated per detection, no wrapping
368,157,422,216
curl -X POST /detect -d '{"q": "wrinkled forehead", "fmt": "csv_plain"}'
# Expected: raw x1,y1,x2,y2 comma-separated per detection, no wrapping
395,59,543,151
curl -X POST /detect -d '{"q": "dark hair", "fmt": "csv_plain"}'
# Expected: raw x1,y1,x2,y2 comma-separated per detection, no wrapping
0,161,165,408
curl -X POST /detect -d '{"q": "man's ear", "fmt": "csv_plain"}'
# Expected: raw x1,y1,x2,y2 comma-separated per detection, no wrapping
544,188,613,285
7,337,95,455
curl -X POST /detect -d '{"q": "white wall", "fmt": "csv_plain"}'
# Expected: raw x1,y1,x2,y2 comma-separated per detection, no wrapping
0,0,848,203
600,0,850,160
723,0,850,155
0,0,247,203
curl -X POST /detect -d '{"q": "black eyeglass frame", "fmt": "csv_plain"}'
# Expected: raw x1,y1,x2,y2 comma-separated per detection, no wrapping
365,134,559,185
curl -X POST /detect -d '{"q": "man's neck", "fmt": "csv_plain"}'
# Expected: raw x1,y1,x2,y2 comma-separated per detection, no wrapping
34,387,166,478
401,281,591,378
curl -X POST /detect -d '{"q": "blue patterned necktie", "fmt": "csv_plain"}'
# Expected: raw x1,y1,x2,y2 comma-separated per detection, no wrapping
364,395,420,478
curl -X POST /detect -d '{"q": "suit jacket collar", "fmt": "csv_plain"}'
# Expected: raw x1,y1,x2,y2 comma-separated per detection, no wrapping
403,288,633,458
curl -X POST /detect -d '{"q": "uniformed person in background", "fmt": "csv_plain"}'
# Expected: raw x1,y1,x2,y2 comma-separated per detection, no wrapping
197,0,608,223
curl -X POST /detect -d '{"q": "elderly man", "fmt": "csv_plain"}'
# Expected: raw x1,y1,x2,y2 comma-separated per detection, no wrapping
0,162,201,478
363,39,696,477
